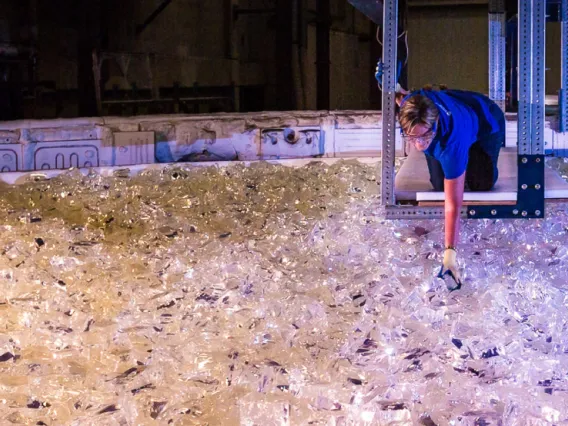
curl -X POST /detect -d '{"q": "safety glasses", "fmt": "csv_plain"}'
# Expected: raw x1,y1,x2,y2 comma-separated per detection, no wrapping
400,122,437,147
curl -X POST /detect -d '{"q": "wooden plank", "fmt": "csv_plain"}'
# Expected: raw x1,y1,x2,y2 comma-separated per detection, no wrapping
397,144,568,201
417,191,517,202
419,200,517,207
419,199,568,207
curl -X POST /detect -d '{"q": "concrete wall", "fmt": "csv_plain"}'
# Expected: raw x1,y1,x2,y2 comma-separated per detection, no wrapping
407,5,489,92
407,5,564,96
546,22,562,96
0,110,565,177
0,110,399,174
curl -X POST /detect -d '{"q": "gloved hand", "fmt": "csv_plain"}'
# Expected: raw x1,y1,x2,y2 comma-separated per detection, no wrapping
375,60,384,85
375,59,405,92
438,248,462,291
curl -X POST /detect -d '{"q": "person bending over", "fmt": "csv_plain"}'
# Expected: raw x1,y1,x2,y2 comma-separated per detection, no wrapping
396,87,505,288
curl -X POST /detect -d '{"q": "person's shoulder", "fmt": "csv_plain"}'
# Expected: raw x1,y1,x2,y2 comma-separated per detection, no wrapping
443,89,477,99
446,89,493,102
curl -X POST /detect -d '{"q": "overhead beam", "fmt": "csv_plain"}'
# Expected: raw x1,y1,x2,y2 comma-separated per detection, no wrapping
136,0,174,36
346,0,383,24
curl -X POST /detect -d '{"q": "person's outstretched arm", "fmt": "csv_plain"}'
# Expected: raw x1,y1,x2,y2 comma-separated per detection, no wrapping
444,172,465,248
439,172,465,287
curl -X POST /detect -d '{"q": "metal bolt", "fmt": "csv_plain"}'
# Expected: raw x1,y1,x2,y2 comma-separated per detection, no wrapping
535,210,541,216
521,184,528,190
491,209,497,216
513,209,519,215
535,184,541,190
522,211,528,217
469,210,476,216
536,158,541,163
522,157,528,164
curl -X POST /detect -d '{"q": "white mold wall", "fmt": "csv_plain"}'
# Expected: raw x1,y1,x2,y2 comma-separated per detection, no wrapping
0,112,565,172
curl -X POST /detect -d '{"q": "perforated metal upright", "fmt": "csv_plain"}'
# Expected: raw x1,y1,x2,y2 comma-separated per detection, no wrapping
380,0,398,207
489,0,506,111
381,0,445,219
560,0,568,133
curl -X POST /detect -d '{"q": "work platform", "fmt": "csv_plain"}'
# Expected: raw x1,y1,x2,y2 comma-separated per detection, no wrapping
395,146,568,204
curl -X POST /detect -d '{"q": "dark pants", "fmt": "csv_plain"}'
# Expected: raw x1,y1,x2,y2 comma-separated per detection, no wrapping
426,132,504,191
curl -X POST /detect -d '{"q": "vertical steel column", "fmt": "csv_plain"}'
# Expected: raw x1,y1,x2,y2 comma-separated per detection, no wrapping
489,0,506,111
380,0,398,206
517,0,532,155
468,0,545,219
560,0,568,133
518,0,545,155
530,0,545,155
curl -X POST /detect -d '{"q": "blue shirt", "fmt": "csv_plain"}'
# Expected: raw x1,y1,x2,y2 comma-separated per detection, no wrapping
415,90,505,179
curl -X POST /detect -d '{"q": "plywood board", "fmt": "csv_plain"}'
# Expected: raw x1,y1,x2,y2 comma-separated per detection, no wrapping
419,200,517,207
395,145,568,202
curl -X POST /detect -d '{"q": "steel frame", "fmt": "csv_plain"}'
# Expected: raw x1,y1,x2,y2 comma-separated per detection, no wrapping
381,0,546,220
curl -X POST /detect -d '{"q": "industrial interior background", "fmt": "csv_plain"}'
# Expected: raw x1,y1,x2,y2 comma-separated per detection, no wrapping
0,0,563,121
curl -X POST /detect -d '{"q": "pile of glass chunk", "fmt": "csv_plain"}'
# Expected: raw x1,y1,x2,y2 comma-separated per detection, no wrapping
0,160,567,425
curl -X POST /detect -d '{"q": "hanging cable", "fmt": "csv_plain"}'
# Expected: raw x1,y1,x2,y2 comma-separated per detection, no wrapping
375,27,408,91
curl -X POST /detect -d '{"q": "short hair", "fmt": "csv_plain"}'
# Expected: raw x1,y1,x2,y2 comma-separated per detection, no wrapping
398,94,439,135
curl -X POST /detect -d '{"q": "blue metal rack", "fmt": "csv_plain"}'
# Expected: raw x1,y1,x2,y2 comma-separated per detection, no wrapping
379,0,551,220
